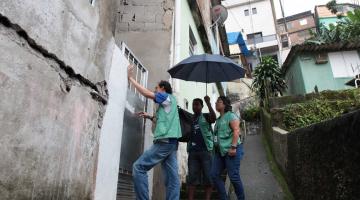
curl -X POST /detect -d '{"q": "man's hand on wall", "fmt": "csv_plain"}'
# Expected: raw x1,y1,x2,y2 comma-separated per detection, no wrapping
127,64,134,80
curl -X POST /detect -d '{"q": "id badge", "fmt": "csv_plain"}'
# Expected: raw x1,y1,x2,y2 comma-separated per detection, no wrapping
214,136,218,144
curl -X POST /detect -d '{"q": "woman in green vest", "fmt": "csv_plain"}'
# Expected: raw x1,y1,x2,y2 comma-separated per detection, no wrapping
128,65,181,200
211,96,245,200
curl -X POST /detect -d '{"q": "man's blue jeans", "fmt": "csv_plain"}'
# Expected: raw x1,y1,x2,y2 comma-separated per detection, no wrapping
211,144,245,200
132,141,180,200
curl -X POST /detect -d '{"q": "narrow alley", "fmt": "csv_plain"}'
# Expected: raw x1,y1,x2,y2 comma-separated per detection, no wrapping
239,131,284,200
1,0,360,200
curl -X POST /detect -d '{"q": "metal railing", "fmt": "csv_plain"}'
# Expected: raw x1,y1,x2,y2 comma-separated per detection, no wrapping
245,34,277,45
121,42,149,101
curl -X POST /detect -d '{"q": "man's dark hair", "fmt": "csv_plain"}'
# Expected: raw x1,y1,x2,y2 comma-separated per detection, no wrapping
159,80,172,94
193,98,203,107
218,96,232,112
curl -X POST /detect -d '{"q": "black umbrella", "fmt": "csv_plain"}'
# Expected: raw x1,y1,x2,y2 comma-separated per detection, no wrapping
168,54,246,93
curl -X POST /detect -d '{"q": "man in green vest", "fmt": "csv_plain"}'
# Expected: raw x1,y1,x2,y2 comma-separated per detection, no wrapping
127,65,181,200
187,97,216,200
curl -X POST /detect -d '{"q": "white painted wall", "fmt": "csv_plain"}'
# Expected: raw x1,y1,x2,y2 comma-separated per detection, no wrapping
223,0,277,39
329,51,360,78
94,45,128,200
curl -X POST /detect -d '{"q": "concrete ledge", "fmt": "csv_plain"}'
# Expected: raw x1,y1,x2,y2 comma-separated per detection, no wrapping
272,127,288,135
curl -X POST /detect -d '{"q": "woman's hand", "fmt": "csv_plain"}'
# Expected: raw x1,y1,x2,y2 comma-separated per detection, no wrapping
228,148,237,156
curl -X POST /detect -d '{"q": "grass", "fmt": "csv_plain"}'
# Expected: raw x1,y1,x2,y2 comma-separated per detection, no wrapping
261,134,294,200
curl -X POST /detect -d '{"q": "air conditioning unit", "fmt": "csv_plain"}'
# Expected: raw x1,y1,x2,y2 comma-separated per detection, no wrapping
315,53,328,64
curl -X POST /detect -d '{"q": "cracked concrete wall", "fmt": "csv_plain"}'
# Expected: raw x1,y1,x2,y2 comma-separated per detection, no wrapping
0,0,118,83
0,0,120,199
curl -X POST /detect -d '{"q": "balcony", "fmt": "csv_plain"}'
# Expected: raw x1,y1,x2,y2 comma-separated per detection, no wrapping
245,34,278,49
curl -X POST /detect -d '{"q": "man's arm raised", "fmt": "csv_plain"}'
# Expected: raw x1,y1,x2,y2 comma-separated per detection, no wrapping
128,64,155,100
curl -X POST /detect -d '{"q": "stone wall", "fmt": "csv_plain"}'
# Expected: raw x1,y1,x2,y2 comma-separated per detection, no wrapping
0,0,119,199
262,108,360,200
286,109,360,200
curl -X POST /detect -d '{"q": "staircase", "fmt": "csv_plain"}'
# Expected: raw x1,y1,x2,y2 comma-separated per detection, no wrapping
180,173,228,200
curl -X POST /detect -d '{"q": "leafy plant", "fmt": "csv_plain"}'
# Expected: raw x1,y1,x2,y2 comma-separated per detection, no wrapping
282,98,358,131
326,0,340,15
251,57,287,102
306,0,360,44
242,105,260,122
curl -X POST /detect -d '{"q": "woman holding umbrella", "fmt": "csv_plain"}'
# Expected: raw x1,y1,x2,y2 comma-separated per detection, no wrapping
211,96,244,200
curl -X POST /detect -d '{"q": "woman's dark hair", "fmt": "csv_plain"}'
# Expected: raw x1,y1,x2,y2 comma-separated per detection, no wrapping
218,96,232,112
193,98,203,107
158,80,172,94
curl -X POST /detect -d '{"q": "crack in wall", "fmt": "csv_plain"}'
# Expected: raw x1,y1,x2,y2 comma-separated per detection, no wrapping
0,13,108,105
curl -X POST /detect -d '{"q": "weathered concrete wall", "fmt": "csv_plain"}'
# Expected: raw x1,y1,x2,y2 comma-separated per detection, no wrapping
0,0,119,199
262,108,360,200
286,109,360,200
271,127,288,174
115,0,174,89
0,0,118,83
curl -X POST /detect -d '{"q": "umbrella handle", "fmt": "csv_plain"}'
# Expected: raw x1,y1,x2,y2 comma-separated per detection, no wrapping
206,83,207,95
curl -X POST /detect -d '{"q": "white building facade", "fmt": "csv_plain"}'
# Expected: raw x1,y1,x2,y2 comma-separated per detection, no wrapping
223,0,280,69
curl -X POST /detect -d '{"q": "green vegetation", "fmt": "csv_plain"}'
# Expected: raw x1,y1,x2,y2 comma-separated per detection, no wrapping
306,0,360,44
252,57,287,107
261,134,294,200
280,89,360,131
242,105,260,122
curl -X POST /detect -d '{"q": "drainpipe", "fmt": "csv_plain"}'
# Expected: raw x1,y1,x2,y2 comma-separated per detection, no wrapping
173,0,181,94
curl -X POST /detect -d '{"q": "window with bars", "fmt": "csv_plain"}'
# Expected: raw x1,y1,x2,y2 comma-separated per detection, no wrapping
252,7,257,14
122,43,148,101
281,34,289,48
244,9,249,16
189,27,197,56
247,32,263,44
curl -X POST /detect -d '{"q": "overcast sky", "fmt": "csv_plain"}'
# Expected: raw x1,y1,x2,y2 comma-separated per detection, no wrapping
273,0,357,19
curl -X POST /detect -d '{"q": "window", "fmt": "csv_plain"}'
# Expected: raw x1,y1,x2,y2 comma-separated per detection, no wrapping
247,32,263,44
281,35,289,48
211,25,218,49
89,0,95,6
299,19,308,26
189,27,197,56
286,22,293,29
277,24,286,33
244,9,249,16
252,7,257,14
328,51,360,78
122,42,148,101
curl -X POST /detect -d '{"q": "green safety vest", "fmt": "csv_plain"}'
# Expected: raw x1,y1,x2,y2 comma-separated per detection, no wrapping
214,111,241,156
154,94,181,140
187,114,214,152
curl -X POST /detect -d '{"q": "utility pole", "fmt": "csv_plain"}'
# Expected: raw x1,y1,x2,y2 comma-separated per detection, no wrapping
278,0,291,65
279,0,288,32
